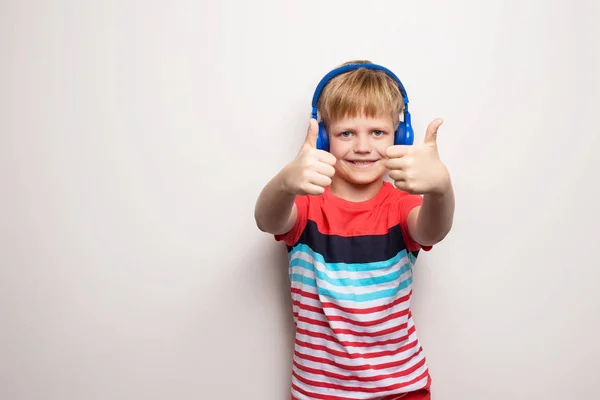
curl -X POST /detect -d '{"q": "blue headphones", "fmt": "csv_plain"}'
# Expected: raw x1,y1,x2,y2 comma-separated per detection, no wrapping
310,63,414,151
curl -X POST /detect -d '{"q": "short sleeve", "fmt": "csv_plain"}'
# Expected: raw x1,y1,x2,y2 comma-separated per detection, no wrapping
397,193,433,252
274,195,309,246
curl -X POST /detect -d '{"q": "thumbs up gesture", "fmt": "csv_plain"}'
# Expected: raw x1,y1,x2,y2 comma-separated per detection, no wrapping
281,119,337,196
384,118,451,195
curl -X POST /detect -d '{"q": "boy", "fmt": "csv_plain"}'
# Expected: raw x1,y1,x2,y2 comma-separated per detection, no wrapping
254,60,455,400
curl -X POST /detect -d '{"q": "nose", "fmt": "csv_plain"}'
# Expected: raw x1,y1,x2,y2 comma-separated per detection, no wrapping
353,134,372,154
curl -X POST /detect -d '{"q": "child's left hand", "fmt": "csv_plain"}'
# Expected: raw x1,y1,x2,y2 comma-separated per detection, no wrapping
384,118,451,196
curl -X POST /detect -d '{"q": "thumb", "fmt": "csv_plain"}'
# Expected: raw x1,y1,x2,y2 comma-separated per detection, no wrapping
424,118,443,145
304,118,319,149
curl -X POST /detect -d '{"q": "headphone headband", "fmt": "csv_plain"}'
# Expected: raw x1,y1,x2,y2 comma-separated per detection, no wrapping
310,63,409,120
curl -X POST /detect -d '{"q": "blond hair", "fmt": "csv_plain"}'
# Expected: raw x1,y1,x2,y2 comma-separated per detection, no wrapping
316,60,405,130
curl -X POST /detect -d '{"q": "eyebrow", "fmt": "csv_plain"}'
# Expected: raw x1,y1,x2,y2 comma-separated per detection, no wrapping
333,125,392,132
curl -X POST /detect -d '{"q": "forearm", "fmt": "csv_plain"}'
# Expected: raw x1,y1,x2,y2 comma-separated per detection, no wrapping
415,181,455,245
254,170,297,234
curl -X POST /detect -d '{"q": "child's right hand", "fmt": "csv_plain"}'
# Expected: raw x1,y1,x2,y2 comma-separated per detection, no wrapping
281,119,337,195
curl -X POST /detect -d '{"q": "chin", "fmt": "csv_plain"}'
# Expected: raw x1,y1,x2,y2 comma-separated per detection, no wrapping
345,170,386,186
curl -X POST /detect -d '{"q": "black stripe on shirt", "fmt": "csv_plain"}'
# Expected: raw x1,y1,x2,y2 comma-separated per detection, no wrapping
287,219,419,264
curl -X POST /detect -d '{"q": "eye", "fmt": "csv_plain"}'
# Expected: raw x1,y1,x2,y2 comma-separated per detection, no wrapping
340,131,353,138
373,130,384,137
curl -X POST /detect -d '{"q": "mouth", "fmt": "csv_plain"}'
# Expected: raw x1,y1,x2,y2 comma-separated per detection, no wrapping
346,159,379,168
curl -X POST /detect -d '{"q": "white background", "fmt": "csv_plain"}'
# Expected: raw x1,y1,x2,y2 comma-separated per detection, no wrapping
1,1,599,399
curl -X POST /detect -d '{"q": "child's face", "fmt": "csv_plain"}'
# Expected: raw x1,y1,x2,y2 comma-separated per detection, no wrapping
327,113,395,187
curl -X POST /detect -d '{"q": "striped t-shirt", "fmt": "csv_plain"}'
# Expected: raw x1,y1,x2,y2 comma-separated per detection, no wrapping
275,181,433,400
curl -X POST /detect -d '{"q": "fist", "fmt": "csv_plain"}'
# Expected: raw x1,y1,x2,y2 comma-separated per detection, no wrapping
282,119,337,196
384,118,450,195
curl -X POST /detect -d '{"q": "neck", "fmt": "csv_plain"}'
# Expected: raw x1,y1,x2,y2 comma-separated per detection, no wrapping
330,178,384,202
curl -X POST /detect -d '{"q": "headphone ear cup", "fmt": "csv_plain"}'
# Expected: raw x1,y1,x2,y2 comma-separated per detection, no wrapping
394,121,406,145
317,122,329,151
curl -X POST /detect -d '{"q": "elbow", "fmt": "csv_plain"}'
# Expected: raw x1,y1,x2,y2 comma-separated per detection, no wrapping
254,209,278,234
255,218,270,233
254,209,268,233
417,223,453,246
428,231,450,246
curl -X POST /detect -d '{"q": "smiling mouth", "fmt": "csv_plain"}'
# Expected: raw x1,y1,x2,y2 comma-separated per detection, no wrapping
347,160,379,168
348,160,378,164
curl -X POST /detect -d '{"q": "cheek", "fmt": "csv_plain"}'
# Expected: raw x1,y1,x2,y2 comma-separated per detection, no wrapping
376,140,393,157
328,139,350,158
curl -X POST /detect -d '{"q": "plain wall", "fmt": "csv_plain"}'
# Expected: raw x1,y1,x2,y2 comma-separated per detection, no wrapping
1,1,599,399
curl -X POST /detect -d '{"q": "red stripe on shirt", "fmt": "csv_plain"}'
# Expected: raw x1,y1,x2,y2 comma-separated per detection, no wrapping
295,337,419,360
295,300,410,326
293,357,426,382
294,313,410,338
296,325,416,348
294,346,423,372
293,368,430,393
291,288,413,315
